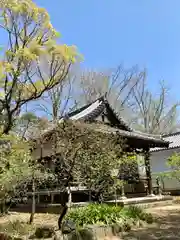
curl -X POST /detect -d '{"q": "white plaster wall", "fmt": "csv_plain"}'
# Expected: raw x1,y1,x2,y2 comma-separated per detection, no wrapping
150,148,180,190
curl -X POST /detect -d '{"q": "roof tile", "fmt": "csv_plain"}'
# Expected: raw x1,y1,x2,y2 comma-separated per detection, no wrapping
150,132,180,152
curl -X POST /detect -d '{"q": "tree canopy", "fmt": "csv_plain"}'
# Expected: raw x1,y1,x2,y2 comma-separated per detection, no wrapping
0,0,80,214
0,0,80,134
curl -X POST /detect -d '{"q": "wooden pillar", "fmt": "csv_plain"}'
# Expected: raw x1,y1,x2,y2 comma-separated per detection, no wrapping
67,187,72,208
89,190,92,202
144,148,154,196
121,182,127,199
37,193,40,204
51,193,54,204
120,171,126,199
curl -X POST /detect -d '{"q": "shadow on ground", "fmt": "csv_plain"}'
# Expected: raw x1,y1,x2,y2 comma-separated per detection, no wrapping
122,208,180,240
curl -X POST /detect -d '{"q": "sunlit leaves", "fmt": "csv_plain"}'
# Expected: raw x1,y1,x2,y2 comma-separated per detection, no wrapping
0,131,32,198
165,152,180,180
0,0,81,134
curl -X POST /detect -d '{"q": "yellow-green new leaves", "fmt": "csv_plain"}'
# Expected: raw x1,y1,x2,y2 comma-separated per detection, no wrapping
0,0,81,134
0,0,57,37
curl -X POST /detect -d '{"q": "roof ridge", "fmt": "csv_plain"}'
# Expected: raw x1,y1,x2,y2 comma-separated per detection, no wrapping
133,130,163,139
102,95,132,131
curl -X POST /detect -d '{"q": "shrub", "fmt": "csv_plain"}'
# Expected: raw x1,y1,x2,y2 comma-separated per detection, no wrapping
121,205,144,219
122,205,154,224
66,204,153,227
66,204,122,226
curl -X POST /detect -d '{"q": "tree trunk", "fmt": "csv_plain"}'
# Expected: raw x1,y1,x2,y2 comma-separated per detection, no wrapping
0,200,5,215
58,203,68,230
29,178,35,224
58,190,69,230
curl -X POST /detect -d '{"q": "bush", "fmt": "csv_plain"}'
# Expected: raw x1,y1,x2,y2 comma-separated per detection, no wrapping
121,205,144,220
66,204,153,227
122,206,154,224
66,204,122,226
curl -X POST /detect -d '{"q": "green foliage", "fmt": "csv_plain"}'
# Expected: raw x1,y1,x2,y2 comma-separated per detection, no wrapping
37,120,137,201
121,205,153,223
166,152,180,180
0,130,52,209
66,204,153,227
0,132,32,201
0,0,81,134
66,204,123,226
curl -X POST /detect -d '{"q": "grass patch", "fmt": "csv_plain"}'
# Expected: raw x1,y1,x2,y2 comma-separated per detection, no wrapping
66,203,153,227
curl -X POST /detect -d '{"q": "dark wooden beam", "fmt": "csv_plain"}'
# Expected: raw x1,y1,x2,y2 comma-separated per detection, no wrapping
143,148,153,195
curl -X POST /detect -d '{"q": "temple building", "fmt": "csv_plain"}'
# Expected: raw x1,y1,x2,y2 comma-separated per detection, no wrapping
31,96,169,204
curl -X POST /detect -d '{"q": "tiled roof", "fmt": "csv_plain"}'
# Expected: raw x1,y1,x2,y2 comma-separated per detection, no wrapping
80,122,169,147
64,96,132,131
150,132,180,152
36,95,169,148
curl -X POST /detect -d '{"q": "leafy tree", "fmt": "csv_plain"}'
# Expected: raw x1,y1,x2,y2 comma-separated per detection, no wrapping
0,127,53,221
166,152,180,181
0,0,79,134
0,0,80,220
33,120,137,229
0,130,33,214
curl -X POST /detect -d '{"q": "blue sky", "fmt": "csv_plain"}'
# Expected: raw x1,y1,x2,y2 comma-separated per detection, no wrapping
34,0,180,99
1,0,180,100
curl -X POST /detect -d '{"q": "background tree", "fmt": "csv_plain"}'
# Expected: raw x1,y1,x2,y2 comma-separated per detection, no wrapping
14,111,38,138
33,69,78,121
72,65,147,126
130,76,180,134
0,0,79,134
34,65,144,123
14,111,50,139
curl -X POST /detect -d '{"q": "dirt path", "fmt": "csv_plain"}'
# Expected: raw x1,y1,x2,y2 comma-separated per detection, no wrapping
122,205,180,240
